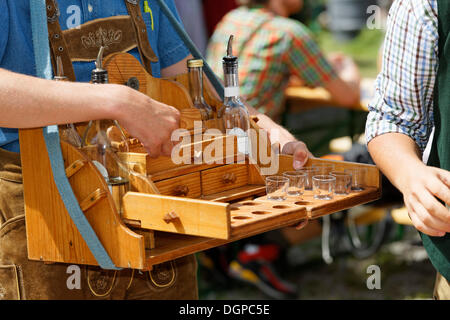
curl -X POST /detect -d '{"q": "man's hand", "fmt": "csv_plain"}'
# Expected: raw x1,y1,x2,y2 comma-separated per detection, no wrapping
323,53,361,107
110,85,180,158
327,53,361,86
281,141,313,230
282,140,314,170
400,163,450,237
368,133,450,238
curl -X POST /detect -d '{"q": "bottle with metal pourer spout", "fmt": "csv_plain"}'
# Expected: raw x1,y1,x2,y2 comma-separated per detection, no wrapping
81,47,131,213
217,35,251,156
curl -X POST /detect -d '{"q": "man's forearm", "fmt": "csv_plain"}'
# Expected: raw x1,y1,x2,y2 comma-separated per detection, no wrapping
0,68,119,128
368,133,425,192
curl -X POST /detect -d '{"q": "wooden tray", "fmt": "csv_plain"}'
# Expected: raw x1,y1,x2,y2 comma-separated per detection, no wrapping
18,53,381,270
123,157,381,269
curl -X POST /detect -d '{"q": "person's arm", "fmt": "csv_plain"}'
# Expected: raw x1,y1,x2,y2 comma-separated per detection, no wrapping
323,53,360,107
369,134,450,237
162,54,313,169
366,0,449,236
0,68,180,158
287,27,360,107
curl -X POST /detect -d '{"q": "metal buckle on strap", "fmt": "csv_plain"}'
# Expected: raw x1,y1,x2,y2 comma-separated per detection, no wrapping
47,0,60,24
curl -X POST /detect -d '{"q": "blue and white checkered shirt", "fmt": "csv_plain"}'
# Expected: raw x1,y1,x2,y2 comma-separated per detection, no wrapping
366,0,439,153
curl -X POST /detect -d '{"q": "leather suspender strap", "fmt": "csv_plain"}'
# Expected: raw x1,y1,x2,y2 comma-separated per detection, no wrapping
45,0,76,81
45,0,158,79
31,0,120,271
124,0,158,75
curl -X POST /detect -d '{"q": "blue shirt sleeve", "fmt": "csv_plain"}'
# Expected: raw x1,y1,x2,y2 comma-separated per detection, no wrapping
0,2,10,63
157,0,190,69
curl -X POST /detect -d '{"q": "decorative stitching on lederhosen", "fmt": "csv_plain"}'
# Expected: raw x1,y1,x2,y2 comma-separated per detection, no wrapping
0,149,26,300
0,148,23,225
45,0,158,80
146,260,177,291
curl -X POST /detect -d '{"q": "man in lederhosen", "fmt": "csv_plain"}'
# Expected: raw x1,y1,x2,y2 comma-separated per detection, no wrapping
0,0,311,300
366,0,450,299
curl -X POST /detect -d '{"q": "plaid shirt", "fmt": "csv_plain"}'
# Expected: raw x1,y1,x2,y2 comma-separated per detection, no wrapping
206,6,336,119
366,0,439,153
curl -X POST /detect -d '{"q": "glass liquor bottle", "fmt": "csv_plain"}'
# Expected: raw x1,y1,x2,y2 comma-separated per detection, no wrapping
79,47,159,213
81,47,131,210
217,35,251,156
187,59,213,121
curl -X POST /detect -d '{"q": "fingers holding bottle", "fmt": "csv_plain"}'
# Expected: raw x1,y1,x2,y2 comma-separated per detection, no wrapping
109,85,180,158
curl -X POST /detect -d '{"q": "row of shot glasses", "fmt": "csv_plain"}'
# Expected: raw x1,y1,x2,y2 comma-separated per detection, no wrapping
266,164,367,201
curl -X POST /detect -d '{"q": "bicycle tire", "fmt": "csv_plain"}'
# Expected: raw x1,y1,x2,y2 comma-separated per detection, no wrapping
346,211,393,259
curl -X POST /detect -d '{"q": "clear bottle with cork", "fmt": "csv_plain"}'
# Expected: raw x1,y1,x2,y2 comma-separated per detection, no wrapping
187,59,213,122
217,35,251,156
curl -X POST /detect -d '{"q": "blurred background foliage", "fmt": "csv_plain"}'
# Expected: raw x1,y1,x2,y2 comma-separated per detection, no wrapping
292,0,386,78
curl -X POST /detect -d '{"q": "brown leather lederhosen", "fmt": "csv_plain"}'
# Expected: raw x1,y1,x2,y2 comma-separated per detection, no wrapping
0,0,198,300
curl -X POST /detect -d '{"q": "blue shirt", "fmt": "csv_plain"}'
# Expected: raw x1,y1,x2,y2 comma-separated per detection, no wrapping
0,0,189,153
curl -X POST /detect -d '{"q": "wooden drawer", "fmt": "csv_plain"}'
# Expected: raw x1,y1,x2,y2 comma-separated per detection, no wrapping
154,172,201,198
201,164,248,196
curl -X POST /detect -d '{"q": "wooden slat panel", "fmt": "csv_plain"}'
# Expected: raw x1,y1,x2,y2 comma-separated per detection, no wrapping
65,159,87,179
118,134,240,180
151,163,222,182
122,193,231,239
79,188,107,212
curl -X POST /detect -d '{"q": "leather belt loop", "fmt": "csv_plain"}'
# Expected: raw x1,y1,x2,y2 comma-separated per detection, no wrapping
125,0,158,75
45,0,76,81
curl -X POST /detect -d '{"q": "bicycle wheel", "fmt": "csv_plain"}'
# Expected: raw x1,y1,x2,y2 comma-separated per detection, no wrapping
346,209,393,259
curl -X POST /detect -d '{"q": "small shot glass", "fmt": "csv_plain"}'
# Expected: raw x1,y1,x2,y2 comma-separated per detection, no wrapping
313,175,336,201
283,171,307,196
297,167,319,190
345,167,368,192
266,176,289,201
312,163,336,176
330,171,352,195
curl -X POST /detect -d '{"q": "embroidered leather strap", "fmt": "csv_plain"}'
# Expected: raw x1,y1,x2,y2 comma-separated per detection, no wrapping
124,0,158,75
45,0,76,81
45,0,158,78
62,16,141,62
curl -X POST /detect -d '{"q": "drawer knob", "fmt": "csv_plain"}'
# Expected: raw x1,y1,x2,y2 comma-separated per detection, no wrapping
163,211,180,224
173,185,189,197
222,173,237,184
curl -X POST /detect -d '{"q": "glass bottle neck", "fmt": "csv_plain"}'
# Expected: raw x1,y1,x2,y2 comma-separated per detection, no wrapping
188,67,206,104
224,72,240,101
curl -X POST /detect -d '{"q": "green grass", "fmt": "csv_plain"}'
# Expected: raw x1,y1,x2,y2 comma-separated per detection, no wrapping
316,28,385,78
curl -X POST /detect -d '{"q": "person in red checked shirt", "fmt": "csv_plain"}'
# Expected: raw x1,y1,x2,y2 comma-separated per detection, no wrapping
207,0,361,122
